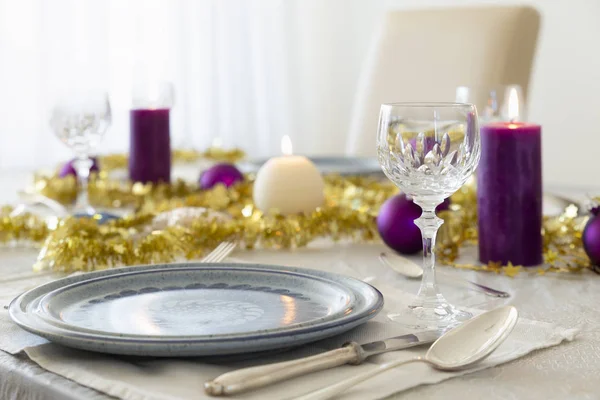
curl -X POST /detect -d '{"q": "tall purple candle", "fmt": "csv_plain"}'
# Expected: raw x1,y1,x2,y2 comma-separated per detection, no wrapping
477,122,542,266
129,108,171,183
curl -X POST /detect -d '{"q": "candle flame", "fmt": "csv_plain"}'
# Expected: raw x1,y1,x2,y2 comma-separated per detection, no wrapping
507,87,520,121
281,135,293,155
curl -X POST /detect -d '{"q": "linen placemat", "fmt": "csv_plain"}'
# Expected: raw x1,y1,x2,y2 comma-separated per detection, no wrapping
22,291,577,400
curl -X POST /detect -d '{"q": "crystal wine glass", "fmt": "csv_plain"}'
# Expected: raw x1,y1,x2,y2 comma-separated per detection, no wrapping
50,90,111,216
455,85,525,123
377,102,481,329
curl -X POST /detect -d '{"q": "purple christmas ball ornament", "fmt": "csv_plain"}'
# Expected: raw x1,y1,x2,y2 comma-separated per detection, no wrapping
437,197,451,212
199,163,244,190
583,215,600,265
59,157,99,178
377,194,450,255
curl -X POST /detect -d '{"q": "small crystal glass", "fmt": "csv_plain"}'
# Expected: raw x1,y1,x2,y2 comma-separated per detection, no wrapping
50,90,111,216
377,102,481,329
456,85,525,123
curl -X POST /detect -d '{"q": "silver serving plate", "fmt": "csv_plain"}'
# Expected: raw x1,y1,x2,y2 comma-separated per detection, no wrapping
9,263,383,357
240,156,383,176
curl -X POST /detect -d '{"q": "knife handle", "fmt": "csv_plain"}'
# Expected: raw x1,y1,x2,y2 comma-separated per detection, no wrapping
204,342,362,396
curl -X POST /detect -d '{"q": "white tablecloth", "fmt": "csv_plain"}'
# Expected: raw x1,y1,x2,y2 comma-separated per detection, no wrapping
1,243,598,399
0,171,598,399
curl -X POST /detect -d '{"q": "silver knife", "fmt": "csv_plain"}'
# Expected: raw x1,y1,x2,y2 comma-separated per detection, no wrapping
204,330,441,396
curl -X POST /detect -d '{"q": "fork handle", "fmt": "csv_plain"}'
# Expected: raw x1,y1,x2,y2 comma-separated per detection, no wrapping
204,343,362,396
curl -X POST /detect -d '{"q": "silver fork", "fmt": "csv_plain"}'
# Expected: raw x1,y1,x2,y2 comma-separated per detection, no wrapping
201,242,237,263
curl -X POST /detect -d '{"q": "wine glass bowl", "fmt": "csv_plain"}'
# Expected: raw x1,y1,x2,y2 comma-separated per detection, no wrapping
50,93,111,155
51,112,110,155
376,102,481,329
378,103,480,200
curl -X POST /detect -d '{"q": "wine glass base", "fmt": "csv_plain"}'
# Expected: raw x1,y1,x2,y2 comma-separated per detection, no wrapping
387,303,472,330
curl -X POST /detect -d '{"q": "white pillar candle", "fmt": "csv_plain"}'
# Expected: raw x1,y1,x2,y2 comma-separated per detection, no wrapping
253,136,325,215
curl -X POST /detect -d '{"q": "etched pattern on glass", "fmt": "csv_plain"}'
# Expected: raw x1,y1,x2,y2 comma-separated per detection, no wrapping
377,116,480,199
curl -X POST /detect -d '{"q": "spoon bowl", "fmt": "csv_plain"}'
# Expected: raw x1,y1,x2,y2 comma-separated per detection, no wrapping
425,305,518,370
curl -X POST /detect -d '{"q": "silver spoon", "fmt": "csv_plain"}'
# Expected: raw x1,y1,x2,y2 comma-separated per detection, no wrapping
295,306,518,400
379,252,510,298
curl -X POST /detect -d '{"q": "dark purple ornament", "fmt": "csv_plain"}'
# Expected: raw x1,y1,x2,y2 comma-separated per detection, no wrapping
437,197,450,212
59,157,99,178
583,215,600,265
377,194,450,255
199,163,244,190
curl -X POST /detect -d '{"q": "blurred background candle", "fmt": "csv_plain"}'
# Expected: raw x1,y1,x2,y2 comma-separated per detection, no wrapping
477,87,542,266
253,135,324,215
129,82,175,183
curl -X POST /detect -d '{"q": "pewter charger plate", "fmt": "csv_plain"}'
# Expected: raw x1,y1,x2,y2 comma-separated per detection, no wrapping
9,263,383,357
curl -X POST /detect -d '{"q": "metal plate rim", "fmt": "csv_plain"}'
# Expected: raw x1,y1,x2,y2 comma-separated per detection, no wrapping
9,263,384,356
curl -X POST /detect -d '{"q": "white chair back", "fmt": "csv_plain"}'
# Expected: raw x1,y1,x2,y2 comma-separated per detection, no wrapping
346,6,540,156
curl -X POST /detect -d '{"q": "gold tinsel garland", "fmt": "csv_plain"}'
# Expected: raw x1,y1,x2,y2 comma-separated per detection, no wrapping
33,148,245,206
0,148,594,276
100,148,246,171
28,174,397,272
437,181,592,276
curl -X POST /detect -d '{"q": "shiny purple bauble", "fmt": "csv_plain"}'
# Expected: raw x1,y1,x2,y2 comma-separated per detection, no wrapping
59,157,99,178
583,215,600,265
199,163,244,189
438,197,450,212
377,194,450,255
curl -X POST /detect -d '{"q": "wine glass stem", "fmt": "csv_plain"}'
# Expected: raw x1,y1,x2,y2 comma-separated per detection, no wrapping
73,156,94,215
413,199,444,304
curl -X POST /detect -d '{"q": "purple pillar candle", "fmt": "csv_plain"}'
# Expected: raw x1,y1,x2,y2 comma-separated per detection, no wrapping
129,108,171,183
477,122,542,266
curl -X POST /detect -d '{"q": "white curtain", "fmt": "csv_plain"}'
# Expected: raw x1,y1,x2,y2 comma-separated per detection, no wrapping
0,0,383,169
